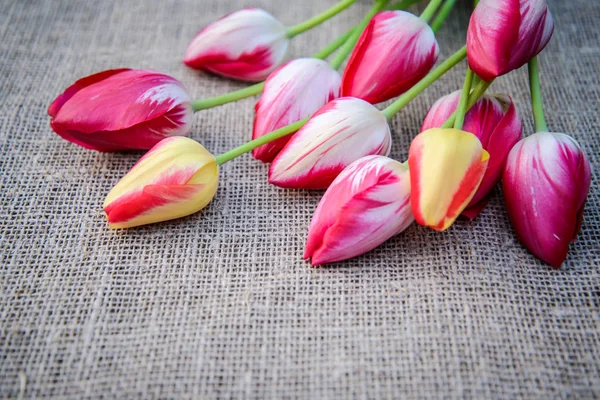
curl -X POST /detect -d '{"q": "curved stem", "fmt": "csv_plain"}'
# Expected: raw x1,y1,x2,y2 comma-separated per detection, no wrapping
453,68,474,130
215,118,309,165
381,45,467,120
286,0,356,38
312,28,355,59
528,57,548,132
388,0,423,10
440,79,494,128
192,83,264,112
329,0,389,70
420,0,443,23
430,0,455,33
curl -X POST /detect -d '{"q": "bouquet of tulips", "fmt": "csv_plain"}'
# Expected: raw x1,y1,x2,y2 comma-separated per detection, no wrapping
48,0,590,269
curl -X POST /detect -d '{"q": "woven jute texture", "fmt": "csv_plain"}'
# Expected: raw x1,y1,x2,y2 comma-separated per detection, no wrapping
1,0,599,398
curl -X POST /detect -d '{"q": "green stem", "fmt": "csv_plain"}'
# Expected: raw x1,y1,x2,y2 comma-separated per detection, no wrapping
453,68,474,130
430,0,455,33
381,45,467,120
440,79,494,128
215,118,309,165
286,0,356,38
528,57,548,132
420,0,443,23
313,28,355,59
329,0,389,70
192,83,264,112
388,0,423,10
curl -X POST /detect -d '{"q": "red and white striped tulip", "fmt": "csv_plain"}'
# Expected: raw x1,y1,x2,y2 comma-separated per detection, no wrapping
421,91,522,218
409,128,489,231
269,97,391,189
341,11,439,104
503,132,591,268
103,137,219,229
304,155,414,266
467,0,554,81
184,8,289,82
252,58,341,163
48,69,193,152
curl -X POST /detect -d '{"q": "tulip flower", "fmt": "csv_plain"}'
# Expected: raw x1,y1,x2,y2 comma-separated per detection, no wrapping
340,10,439,104
184,8,289,82
304,155,414,265
252,58,341,163
103,137,219,229
409,128,489,231
268,97,391,189
421,91,522,218
48,69,193,152
502,132,591,268
467,0,554,81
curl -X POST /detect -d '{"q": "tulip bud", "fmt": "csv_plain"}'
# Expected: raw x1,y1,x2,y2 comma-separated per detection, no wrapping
48,69,193,152
184,8,288,82
341,11,439,104
252,58,341,163
304,155,414,266
421,91,522,218
502,132,591,268
269,97,391,189
103,137,219,229
467,0,554,81
409,128,489,231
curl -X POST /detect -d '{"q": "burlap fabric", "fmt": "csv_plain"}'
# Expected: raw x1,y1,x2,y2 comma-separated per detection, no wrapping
1,0,599,398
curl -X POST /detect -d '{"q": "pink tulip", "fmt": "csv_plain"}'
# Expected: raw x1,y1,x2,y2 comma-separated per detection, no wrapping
421,91,522,218
184,8,288,82
503,132,591,268
341,11,439,104
269,97,391,189
304,155,414,266
467,0,554,81
252,58,341,163
48,69,193,152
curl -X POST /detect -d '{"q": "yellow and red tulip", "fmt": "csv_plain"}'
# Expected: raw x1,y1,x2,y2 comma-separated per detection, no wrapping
103,137,219,229
408,128,489,231
421,91,522,219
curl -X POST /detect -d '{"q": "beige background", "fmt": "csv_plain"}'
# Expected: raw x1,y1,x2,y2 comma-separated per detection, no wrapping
1,0,599,398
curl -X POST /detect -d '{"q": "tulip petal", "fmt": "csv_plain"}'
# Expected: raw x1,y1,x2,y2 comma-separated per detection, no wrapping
252,58,341,162
409,128,489,231
305,155,413,265
184,8,288,81
467,0,554,81
50,70,193,151
503,132,590,267
103,137,219,229
421,92,522,218
341,11,439,103
48,68,130,118
269,97,391,189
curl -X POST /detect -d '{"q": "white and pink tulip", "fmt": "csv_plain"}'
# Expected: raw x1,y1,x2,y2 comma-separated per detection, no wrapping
252,58,341,163
268,97,391,189
49,69,193,152
502,132,591,268
184,8,289,82
304,155,414,266
341,11,439,104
